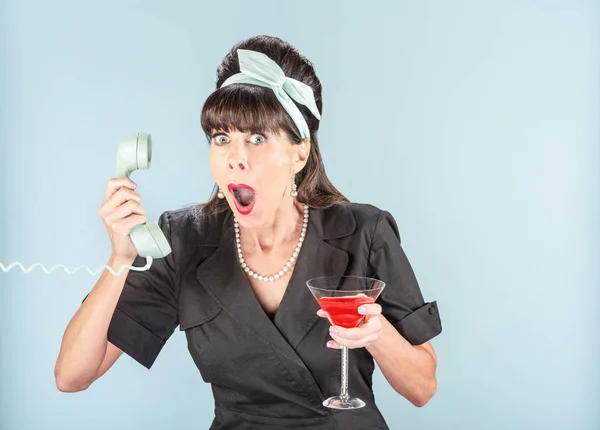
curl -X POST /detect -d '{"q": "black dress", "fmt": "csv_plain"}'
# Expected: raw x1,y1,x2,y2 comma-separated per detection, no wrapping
102,202,442,429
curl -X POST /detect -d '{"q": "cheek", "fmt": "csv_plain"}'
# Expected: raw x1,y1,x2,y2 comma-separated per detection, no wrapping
209,152,226,183
256,155,291,185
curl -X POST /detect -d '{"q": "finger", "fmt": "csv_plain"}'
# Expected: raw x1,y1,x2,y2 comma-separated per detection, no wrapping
103,178,138,204
330,317,381,341
357,303,382,316
100,189,142,218
110,214,147,235
104,201,145,227
106,187,142,210
328,332,380,349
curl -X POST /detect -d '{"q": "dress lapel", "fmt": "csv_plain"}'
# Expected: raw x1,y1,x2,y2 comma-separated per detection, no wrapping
273,227,349,348
195,211,296,358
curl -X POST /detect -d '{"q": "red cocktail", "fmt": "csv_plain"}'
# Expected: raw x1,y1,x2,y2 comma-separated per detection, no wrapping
316,296,375,328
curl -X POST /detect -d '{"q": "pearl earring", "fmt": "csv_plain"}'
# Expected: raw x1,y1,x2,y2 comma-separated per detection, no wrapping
290,176,298,198
217,189,225,199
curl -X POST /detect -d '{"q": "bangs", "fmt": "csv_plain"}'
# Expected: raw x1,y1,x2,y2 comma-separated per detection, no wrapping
201,85,298,139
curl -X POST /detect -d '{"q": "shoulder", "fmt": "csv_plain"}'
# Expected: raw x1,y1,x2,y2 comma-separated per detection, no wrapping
313,202,399,240
158,204,229,248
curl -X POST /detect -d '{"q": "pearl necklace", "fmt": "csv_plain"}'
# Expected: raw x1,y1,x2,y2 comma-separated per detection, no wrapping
234,204,309,282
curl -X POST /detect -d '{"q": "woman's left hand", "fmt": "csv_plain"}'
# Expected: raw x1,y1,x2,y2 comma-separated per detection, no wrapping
316,304,383,349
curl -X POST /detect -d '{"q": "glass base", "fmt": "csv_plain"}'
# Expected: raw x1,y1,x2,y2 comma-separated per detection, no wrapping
322,396,366,410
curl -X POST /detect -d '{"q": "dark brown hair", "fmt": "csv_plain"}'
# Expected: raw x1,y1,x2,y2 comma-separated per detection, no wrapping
199,35,349,214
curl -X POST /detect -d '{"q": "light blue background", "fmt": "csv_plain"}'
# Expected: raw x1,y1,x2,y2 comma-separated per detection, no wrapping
1,1,598,429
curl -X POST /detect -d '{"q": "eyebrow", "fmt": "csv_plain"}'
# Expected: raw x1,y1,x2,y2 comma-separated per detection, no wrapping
210,130,228,138
210,130,270,138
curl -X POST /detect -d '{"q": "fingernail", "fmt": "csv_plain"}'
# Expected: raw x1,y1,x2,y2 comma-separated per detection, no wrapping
358,306,366,314
327,341,335,348
329,327,337,337
132,181,138,188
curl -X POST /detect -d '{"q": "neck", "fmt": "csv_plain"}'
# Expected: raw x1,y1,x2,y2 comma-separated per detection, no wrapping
238,201,306,253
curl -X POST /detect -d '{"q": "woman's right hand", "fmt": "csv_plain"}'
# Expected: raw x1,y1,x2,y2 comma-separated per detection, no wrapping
98,178,146,262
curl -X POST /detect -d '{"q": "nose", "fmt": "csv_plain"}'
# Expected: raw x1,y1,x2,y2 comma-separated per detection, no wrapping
230,161,246,170
227,141,248,171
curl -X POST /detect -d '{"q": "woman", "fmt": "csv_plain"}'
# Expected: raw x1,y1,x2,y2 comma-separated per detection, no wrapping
54,35,442,429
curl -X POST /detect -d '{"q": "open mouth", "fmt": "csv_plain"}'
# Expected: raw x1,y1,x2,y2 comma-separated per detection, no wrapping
228,183,256,214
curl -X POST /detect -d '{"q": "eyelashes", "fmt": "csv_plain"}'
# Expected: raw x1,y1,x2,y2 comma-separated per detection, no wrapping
211,133,267,146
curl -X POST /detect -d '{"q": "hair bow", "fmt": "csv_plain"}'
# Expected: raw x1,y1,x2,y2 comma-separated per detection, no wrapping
220,49,321,139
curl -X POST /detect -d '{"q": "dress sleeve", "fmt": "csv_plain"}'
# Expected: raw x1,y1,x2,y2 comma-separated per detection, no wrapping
368,210,442,345
83,211,180,369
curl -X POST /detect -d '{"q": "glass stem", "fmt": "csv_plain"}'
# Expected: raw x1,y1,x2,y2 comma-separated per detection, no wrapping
340,346,349,401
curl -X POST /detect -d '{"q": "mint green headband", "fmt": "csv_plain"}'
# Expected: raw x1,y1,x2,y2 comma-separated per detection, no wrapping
219,49,321,140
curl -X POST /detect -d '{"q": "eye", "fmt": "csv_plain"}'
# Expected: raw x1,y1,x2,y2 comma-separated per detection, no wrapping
212,134,230,146
249,133,266,145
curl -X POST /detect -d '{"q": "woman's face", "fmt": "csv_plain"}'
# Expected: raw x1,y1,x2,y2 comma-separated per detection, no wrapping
209,128,309,226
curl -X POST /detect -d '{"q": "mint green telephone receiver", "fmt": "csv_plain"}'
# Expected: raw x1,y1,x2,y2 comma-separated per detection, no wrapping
116,132,172,259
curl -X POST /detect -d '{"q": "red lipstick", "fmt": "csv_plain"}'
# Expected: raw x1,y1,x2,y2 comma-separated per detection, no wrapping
228,184,255,194
228,183,256,216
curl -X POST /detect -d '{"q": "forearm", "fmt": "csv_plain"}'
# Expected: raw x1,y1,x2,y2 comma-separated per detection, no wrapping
54,255,131,389
366,315,437,407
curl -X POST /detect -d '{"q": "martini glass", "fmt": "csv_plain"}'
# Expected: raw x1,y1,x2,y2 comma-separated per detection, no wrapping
307,275,386,410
